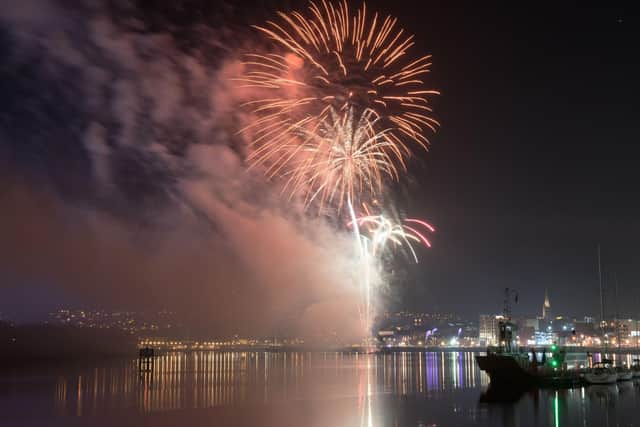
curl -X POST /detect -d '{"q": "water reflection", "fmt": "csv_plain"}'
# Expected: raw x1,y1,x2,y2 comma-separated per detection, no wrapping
50,351,487,414
3,351,640,426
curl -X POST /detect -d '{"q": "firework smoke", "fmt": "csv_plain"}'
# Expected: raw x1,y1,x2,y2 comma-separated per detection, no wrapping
0,0,380,342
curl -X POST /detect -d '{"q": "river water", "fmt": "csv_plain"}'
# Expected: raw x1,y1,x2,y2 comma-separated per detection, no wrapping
1,351,639,426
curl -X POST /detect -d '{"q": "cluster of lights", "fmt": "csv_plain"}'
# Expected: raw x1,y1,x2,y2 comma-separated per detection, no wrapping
138,337,306,351
48,309,171,333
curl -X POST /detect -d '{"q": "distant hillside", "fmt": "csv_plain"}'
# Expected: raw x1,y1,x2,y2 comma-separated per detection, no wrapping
0,322,137,363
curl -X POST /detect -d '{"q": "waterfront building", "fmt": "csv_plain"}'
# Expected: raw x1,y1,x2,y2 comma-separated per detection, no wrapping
478,314,502,346
534,330,556,346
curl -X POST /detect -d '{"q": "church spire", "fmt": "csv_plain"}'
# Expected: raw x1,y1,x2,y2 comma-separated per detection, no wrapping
542,289,551,319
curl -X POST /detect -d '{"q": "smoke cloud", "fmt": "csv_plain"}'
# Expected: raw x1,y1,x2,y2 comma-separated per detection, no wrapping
0,1,380,342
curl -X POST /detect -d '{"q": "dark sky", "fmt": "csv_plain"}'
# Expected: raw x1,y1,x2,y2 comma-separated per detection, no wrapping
403,3,640,318
1,2,639,325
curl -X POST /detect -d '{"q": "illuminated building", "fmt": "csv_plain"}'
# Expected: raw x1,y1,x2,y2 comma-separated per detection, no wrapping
478,315,502,346
534,331,556,346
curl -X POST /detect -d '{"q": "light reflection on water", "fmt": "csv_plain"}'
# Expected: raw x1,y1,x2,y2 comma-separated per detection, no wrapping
3,351,640,426
51,352,488,415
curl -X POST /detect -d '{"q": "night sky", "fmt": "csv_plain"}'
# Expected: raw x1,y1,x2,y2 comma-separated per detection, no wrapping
406,3,640,318
1,2,639,327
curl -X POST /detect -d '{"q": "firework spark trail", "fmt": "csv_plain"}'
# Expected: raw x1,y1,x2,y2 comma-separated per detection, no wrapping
348,209,435,334
238,0,439,211
347,198,369,331
352,213,435,263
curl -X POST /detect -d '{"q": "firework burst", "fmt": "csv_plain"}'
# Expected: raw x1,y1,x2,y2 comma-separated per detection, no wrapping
239,0,439,210
251,106,402,213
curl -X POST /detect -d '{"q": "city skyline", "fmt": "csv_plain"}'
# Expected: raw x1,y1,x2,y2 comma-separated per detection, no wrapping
2,276,635,325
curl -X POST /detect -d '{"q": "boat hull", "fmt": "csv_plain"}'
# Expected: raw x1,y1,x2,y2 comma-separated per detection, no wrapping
476,354,535,386
476,353,584,388
584,373,618,385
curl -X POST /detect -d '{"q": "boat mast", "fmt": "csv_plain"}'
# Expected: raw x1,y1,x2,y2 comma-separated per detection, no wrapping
614,272,620,350
598,245,605,332
636,292,640,355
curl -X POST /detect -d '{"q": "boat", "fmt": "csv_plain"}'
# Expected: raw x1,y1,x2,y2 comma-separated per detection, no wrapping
584,362,618,385
476,348,584,388
475,318,583,388
615,366,633,381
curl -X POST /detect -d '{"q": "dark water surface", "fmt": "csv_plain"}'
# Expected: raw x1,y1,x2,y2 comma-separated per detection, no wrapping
1,351,639,426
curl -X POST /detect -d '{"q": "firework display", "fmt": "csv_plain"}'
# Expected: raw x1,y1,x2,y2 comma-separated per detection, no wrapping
240,1,438,338
239,0,439,210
